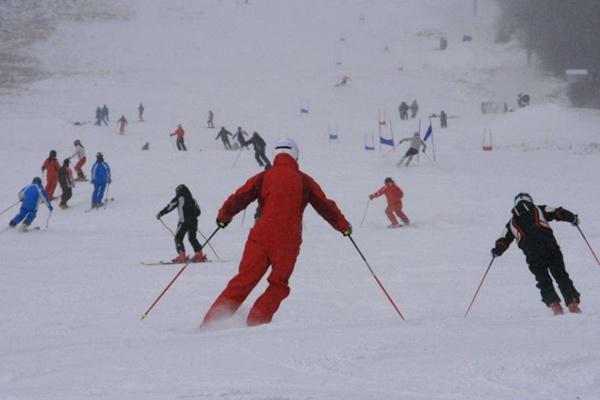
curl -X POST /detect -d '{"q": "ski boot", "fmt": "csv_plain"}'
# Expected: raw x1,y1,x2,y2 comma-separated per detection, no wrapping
172,251,187,264
20,221,30,232
387,223,401,228
191,251,208,263
567,299,582,314
549,301,564,316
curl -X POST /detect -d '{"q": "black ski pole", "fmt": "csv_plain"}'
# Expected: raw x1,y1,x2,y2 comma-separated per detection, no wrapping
347,235,406,320
0,200,20,217
141,226,221,320
464,256,495,319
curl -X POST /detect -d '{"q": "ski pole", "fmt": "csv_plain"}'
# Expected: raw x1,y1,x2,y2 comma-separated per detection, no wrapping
464,256,495,319
45,210,52,229
576,225,600,269
347,235,405,320
103,183,111,208
359,200,370,227
0,200,20,216
232,147,244,168
141,226,221,320
158,218,221,261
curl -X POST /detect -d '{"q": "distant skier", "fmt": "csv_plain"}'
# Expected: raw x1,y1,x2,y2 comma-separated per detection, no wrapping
117,115,128,135
369,177,410,227
491,193,581,316
101,104,109,125
156,184,207,263
235,127,249,148
90,152,111,209
95,106,103,126
410,100,419,118
201,138,351,328
138,103,144,122
207,110,215,128
69,140,87,181
170,124,187,151
215,126,233,150
335,74,351,87
397,132,426,167
58,159,75,209
440,110,448,128
245,131,271,167
41,150,60,200
398,102,409,120
8,177,52,231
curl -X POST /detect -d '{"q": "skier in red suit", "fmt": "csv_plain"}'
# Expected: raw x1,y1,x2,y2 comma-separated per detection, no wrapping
202,138,351,327
41,150,61,199
369,177,410,227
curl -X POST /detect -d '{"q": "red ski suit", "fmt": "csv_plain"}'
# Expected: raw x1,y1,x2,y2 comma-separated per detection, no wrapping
203,154,350,326
370,182,410,225
41,158,60,198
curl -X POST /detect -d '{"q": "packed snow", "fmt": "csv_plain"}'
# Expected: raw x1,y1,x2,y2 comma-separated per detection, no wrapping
1,0,600,399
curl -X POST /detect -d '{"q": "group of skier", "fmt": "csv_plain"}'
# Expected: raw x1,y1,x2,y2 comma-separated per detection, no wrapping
398,100,419,120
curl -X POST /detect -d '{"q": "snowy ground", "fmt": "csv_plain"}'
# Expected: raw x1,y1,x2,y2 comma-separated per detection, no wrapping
1,0,600,399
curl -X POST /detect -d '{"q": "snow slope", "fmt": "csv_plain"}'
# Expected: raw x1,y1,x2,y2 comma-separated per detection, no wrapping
1,0,600,399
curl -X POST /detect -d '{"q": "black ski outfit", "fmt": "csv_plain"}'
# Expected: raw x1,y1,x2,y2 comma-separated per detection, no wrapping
491,194,580,308
235,127,249,148
216,127,233,150
245,131,271,167
157,185,203,254
440,110,447,128
398,102,409,120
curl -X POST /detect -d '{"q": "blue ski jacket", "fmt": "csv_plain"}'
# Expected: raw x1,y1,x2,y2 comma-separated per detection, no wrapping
91,161,111,184
18,183,51,210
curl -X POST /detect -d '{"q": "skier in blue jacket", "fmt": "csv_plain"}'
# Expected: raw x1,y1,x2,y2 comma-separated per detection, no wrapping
9,177,53,230
90,152,111,208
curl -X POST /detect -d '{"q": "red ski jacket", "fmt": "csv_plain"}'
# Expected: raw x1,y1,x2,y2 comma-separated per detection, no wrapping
42,158,60,180
371,182,403,205
171,127,185,138
218,154,350,249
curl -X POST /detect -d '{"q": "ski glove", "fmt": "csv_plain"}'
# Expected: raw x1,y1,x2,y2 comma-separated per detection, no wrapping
156,213,162,220
369,195,374,200
571,214,579,226
216,219,228,229
342,227,352,237
491,247,504,257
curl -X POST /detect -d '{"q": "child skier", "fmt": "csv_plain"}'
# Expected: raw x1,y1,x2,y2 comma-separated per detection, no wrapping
90,152,111,208
117,115,128,135
41,150,60,200
369,177,410,227
58,159,75,209
156,184,207,263
491,193,581,316
9,177,53,231
69,140,87,181
397,132,426,167
201,138,351,328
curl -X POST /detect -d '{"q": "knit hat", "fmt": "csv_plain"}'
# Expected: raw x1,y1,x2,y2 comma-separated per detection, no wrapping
273,138,299,160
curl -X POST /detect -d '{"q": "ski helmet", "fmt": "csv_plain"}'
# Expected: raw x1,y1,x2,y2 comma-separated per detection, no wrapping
384,177,393,184
514,192,533,205
96,152,104,160
49,150,57,158
273,138,299,160
32,177,42,185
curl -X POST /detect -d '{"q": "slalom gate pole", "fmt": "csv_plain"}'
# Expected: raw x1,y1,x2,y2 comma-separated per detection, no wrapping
464,256,495,319
141,226,221,320
576,226,600,269
359,200,370,227
347,235,405,320
0,201,20,217
45,211,52,229
158,218,221,261
232,147,244,168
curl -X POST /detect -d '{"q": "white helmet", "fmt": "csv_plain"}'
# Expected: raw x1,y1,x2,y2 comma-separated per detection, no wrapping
273,138,299,160
514,192,533,206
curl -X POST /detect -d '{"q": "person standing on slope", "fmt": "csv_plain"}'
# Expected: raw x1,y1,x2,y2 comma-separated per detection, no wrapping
369,177,410,227
215,126,233,150
41,150,60,200
117,115,128,135
138,103,145,122
490,193,581,316
207,110,215,128
397,132,426,167
244,131,271,168
9,177,52,231
201,138,351,328
58,159,75,209
409,100,419,118
69,140,87,181
398,101,409,120
90,152,111,209
170,124,187,151
156,184,207,263
101,104,109,125
235,126,249,148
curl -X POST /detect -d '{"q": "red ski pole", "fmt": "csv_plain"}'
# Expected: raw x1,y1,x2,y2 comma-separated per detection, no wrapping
141,227,220,320
464,256,495,319
348,235,405,320
577,226,600,269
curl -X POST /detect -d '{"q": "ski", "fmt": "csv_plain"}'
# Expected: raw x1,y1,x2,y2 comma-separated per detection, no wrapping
84,198,115,212
140,259,228,266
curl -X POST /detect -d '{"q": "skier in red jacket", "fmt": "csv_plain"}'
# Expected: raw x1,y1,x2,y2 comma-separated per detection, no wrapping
202,138,351,328
369,177,410,228
41,150,61,199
